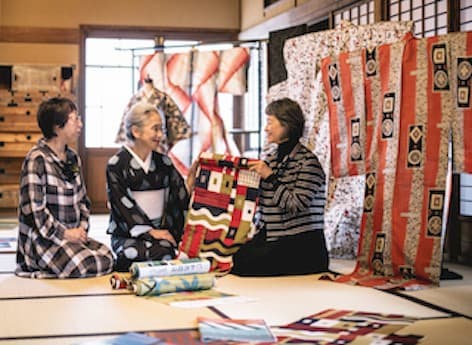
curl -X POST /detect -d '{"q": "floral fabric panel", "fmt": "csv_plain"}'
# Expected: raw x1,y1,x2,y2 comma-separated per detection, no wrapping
270,21,414,259
178,152,260,274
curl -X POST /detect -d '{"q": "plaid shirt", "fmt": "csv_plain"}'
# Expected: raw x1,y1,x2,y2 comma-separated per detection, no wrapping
16,139,113,278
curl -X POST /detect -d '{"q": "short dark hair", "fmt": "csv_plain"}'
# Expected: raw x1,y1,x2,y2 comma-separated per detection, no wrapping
265,97,305,140
37,97,77,139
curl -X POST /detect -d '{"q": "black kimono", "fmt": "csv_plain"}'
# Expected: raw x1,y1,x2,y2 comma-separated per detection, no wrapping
106,147,189,271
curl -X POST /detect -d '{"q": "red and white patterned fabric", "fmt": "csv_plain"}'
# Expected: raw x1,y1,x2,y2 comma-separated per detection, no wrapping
321,31,472,289
139,47,250,174
267,21,414,259
178,153,260,274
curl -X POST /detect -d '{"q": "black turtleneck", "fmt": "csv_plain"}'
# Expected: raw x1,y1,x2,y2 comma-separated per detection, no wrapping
276,138,298,162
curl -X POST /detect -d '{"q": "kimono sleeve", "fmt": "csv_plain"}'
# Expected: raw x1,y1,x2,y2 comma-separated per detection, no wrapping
19,155,67,246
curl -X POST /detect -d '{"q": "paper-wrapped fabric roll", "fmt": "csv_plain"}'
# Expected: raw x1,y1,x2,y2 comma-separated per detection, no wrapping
132,273,215,296
129,257,211,279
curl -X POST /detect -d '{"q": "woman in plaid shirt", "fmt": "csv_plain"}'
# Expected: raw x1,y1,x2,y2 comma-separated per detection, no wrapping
233,98,329,276
16,98,114,278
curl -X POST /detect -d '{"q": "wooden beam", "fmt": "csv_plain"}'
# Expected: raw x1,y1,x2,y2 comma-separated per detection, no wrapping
239,0,356,39
0,26,80,44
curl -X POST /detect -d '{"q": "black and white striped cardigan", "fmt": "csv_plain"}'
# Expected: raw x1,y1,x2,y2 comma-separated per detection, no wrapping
258,143,326,240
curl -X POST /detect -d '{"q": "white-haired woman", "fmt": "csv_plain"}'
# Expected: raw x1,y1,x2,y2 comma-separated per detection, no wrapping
106,103,189,271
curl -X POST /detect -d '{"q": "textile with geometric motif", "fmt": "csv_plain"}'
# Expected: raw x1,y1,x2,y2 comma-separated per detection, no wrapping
178,153,260,274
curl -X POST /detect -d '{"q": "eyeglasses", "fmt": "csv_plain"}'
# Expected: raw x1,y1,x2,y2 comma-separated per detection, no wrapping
69,113,82,122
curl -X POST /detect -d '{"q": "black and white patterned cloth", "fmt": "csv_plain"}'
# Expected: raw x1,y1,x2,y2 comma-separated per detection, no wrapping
16,139,114,278
106,147,189,271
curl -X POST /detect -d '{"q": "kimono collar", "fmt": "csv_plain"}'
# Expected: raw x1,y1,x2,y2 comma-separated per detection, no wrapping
124,144,152,173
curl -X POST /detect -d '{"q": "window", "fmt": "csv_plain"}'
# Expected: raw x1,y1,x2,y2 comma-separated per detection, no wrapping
333,0,375,27
85,38,153,148
84,37,265,164
459,0,472,216
461,0,472,34
388,0,448,37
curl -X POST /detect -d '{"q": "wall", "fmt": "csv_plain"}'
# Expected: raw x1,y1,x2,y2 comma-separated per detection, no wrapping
0,0,239,28
0,0,240,65
239,0,365,39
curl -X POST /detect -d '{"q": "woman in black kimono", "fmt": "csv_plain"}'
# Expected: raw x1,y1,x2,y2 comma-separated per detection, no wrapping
106,103,189,271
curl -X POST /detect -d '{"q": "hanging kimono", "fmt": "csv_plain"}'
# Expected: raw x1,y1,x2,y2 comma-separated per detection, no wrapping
267,21,414,259
139,47,250,174
321,31,472,289
178,153,260,274
115,84,192,154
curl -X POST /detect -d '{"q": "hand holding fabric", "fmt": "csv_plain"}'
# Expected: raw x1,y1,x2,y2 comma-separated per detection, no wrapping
248,160,273,179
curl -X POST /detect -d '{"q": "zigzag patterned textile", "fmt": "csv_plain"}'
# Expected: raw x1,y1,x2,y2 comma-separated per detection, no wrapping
321,32,472,289
178,153,260,274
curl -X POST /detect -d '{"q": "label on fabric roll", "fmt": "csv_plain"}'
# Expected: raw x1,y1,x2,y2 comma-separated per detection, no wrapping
129,257,211,279
132,272,216,296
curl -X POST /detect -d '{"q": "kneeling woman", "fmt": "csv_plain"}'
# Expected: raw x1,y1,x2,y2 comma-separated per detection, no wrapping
106,103,189,271
17,97,114,278
232,98,329,276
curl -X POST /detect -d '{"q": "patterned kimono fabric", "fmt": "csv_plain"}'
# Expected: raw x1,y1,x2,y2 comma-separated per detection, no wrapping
106,149,190,271
449,32,472,173
322,32,472,289
139,47,250,173
178,153,260,274
267,21,414,259
17,140,114,278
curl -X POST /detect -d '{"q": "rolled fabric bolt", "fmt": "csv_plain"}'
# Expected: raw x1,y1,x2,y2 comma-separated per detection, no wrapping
132,272,215,296
129,257,211,279
110,273,132,290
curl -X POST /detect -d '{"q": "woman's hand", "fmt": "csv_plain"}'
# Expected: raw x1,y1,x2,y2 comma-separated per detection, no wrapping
64,227,88,243
186,159,199,193
248,160,273,179
149,229,177,247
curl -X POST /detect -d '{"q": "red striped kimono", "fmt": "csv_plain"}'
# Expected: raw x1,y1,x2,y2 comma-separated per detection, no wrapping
322,31,472,289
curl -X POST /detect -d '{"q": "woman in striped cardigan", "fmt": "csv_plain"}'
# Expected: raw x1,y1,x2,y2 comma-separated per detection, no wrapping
232,98,329,276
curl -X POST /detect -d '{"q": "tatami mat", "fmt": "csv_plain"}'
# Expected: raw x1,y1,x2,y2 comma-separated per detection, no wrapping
0,335,114,345
0,294,218,340
214,274,450,326
0,253,15,273
0,273,124,299
1,215,471,344
398,285,472,318
397,317,472,344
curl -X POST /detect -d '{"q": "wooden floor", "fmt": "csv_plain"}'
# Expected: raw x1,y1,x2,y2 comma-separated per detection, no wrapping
0,215,471,344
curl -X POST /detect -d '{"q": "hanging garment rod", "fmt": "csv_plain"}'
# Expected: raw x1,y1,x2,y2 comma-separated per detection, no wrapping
115,38,268,52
